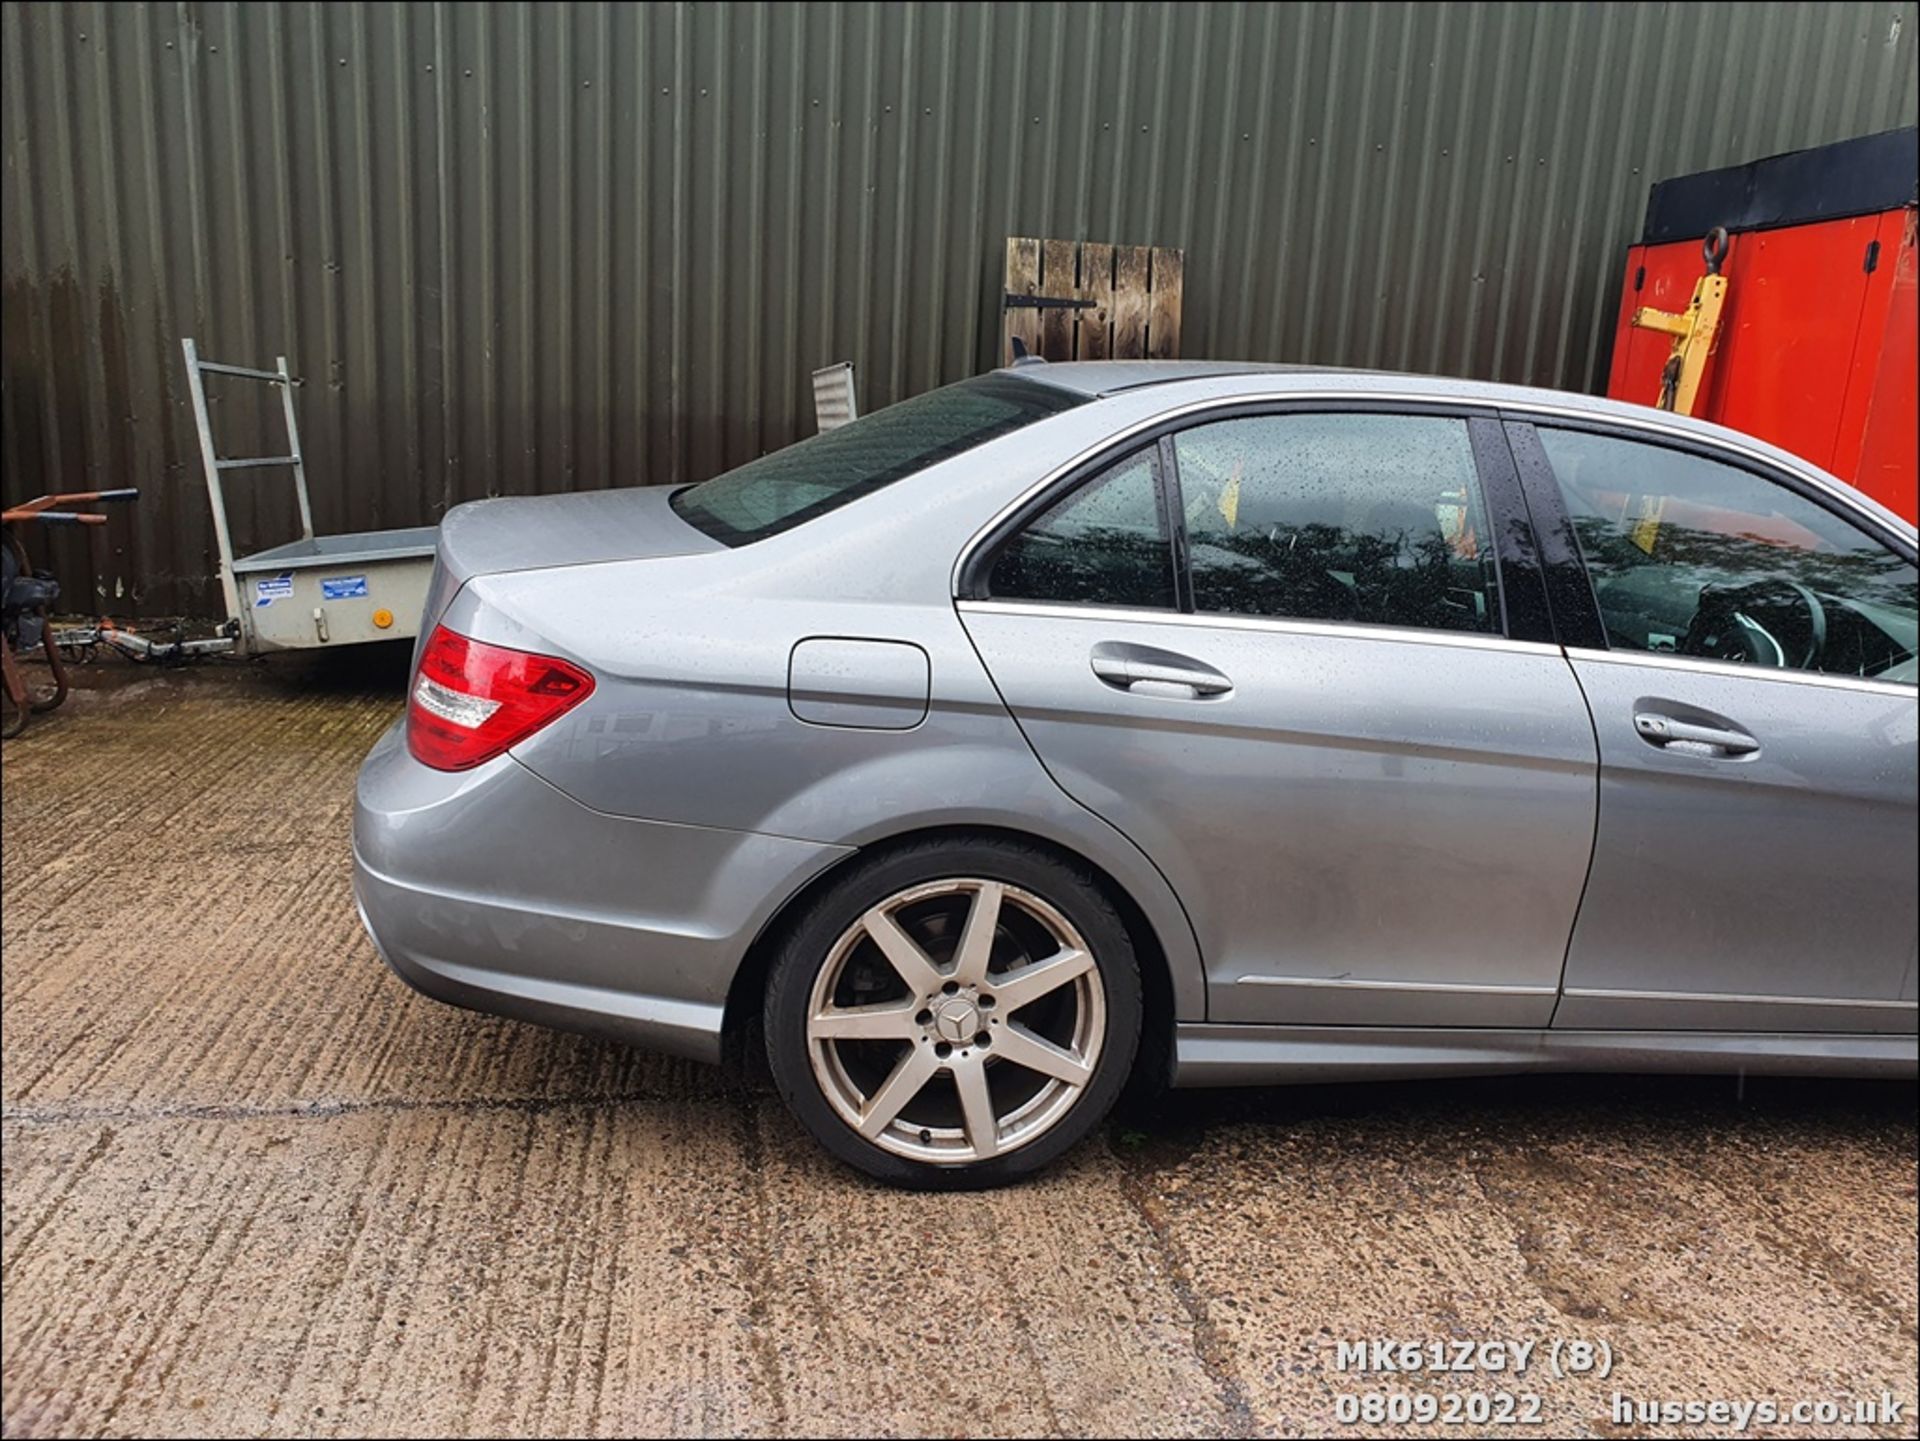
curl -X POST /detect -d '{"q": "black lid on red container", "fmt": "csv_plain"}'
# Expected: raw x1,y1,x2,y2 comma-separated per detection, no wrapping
1642,126,1917,243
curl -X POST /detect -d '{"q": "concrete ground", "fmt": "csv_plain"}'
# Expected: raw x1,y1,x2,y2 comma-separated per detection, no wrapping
2,651,1915,1440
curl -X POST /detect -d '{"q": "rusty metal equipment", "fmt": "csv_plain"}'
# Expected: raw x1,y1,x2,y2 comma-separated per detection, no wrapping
1,489,136,739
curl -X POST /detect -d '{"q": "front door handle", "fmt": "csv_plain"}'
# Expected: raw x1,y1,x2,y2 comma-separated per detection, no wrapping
1090,642,1233,698
1633,710,1760,756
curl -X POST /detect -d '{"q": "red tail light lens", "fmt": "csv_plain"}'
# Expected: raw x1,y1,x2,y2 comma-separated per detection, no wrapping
407,625,594,771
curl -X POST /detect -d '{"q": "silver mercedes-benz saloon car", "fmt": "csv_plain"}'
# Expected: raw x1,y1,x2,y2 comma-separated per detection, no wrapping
353,361,1919,1188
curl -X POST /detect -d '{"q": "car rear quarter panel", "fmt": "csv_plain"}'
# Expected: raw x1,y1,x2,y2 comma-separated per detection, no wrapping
441,407,1215,1019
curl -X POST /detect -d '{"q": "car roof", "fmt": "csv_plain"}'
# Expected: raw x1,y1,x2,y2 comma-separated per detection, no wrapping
1007,357,1820,445
1013,359,1343,395
1000,359,1918,541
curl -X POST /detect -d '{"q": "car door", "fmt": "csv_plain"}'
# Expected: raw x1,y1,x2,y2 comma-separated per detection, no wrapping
958,405,1599,1028
1508,420,1919,1034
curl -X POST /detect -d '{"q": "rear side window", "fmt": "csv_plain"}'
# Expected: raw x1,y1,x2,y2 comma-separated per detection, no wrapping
1538,427,1918,684
1175,413,1500,633
671,374,1085,545
988,448,1174,609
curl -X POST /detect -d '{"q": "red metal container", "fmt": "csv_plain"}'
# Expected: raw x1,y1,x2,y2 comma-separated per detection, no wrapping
1606,128,1918,522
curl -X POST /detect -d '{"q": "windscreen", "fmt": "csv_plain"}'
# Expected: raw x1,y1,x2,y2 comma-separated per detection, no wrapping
670,373,1086,545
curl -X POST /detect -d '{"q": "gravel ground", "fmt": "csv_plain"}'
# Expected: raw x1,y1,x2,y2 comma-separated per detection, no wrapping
2,651,1915,1439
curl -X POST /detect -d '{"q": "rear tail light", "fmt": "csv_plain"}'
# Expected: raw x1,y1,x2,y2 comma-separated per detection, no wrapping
407,625,594,771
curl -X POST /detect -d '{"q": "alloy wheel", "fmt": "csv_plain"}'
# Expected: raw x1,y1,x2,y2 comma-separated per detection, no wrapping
805,877,1105,1164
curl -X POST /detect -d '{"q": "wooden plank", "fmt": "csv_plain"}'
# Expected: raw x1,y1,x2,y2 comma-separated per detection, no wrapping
1004,237,1041,362
1111,246,1151,359
1147,247,1184,359
1078,242,1114,359
1039,237,1079,361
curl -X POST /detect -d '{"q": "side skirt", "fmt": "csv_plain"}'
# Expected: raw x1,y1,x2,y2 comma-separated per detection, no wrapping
1171,1024,1920,1087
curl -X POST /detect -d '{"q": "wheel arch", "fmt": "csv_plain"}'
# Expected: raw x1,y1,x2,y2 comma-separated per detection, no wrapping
722,822,1189,1082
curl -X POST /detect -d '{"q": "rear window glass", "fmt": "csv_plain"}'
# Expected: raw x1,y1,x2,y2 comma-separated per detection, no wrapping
670,374,1086,546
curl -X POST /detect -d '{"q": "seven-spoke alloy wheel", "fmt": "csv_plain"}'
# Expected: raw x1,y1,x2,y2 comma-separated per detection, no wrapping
766,840,1142,1189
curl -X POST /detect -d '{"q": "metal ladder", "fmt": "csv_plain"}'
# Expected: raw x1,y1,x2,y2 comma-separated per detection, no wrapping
180,338,315,630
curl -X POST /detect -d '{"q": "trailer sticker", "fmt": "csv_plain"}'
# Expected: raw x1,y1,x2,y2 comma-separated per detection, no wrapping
253,573,294,607
321,574,369,600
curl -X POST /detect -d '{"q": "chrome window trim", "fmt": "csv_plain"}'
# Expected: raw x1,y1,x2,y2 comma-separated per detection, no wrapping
1564,986,1918,1011
1566,645,1917,700
951,387,1918,604
956,598,1567,659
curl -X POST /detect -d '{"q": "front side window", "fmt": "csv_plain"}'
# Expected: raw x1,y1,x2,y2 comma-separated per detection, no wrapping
987,449,1174,609
1538,427,1918,685
1174,413,1500,633
671,374,1085,545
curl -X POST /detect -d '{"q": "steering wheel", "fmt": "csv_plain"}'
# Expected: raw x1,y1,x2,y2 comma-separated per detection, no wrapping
1680,576,1828,670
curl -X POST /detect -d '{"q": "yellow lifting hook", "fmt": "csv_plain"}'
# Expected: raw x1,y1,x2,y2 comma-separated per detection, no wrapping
1633,226,1731,416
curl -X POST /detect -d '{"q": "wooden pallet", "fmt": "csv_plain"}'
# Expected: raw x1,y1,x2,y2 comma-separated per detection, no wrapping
1003,237,1184,364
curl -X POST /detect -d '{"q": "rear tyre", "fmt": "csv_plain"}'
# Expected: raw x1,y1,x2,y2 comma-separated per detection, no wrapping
764,838,1142,1189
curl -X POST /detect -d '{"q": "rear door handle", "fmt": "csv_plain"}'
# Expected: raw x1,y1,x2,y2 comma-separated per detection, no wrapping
1633,710,1760,756
1090,643,1233,698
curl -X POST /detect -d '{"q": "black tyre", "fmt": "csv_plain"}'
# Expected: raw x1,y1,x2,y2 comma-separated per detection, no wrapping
765,837,1142,1189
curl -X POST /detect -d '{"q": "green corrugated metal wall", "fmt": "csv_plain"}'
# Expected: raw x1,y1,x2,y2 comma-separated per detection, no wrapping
4,1,1917,615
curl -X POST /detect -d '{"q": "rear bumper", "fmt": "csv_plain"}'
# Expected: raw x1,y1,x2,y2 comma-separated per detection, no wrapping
351,720,852,1063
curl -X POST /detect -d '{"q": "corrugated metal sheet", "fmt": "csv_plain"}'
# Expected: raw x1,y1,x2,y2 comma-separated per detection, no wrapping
4,1,1917,616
